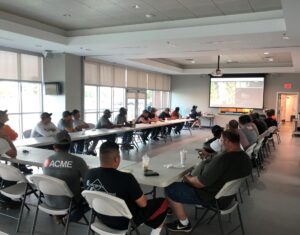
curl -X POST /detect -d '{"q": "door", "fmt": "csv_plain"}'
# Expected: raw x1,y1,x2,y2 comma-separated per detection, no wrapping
126,90,146,121
276,93,299,122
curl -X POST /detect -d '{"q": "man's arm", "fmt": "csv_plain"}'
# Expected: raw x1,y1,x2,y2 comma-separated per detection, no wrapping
183,175,205,189
2,137,17,158
135,194,148,208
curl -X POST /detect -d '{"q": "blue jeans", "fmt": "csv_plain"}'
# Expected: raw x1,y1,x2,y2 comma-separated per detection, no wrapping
165,182,208,207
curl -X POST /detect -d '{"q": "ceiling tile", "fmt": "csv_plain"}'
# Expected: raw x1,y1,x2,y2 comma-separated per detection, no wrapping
249,0,282,12
212,0,253,15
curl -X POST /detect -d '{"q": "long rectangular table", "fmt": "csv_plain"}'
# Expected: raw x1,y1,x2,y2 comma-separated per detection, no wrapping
14,118,192,147
0,147,135,169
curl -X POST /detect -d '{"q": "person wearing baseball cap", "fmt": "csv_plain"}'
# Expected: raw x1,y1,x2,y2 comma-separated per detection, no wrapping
43,131,88,223
95,109,116,140
31,112,59,137
0,110,18,141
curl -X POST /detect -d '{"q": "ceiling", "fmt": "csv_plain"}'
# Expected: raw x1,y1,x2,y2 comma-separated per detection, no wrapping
0,0,282,30
0,0,300,75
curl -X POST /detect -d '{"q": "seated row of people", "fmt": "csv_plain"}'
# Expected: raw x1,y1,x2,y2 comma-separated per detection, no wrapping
29,106,185,153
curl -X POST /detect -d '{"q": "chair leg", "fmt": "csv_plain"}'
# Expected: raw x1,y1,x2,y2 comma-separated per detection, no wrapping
31,206,40,235
245,178,250,196
237,205,245,235
239,189,243,204
217,213,225,235
190,208,209,234
64,199,73,235
207,211,217,224
16,190,28,232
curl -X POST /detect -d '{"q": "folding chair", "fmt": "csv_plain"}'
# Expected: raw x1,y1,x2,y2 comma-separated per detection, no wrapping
245,143,257,182
0,163,37,233
23,129,32,139
29,174,74,235
267,126,277,149
82,190,140,235
192,178,246,235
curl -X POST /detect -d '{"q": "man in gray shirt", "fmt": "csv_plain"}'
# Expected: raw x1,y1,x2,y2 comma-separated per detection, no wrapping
238,115,258,145
43,131,88,222
72,109,89,130
31,112,59,137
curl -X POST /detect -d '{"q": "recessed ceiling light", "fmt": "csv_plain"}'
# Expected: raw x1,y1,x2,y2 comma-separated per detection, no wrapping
63,13,71,17
132,5,140,9
227,59,232,63
282,33,289,40
145,13,155,18
268,58,274,62
264,52,269,55
186,59,195,64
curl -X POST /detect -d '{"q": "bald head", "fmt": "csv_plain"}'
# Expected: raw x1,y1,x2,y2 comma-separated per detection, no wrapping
99,142,120,168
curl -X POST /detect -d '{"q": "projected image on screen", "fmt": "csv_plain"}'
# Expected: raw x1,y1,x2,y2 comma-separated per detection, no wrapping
210,77,264,109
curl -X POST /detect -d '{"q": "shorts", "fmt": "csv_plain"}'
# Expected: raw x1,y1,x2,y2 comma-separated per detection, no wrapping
165,182,208,207
99,198,168,230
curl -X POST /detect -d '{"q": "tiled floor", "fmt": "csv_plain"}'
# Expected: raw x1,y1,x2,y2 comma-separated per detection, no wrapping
1,123,300,235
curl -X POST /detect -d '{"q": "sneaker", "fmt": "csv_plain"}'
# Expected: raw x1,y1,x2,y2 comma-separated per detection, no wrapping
166,220,192,232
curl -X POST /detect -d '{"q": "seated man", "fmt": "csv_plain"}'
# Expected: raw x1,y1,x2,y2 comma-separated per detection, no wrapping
159,108,172,136
250,113,268,135
96,109,117,142
0,109,31,174
43,131,88,222
148,107,160,141
114,107,134,150
58,110,85,154
228,120,249,149
264,110,278,128
0,110,18,140
239,115,258,145
0,122,19,209
31,112,59,137
72,109,90,131
171,107,184,134
136,109,152,144
165,130,252,232
84,142,168,235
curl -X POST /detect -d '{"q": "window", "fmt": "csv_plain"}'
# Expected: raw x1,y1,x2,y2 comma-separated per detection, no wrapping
0,50,43,138
84,85,125,124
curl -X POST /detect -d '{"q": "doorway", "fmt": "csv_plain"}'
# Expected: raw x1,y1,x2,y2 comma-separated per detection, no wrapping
276,92,299,122
126,89,146,121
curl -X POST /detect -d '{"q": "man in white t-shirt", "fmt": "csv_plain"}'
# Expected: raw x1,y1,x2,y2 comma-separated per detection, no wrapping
31,112,59,138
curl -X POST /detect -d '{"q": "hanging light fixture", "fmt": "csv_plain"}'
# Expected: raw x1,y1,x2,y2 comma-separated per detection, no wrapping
211,55,223,77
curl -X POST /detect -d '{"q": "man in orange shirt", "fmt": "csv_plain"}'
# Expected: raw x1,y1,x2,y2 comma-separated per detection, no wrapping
0,110,32,174
171,107,184,134
0,110,18,140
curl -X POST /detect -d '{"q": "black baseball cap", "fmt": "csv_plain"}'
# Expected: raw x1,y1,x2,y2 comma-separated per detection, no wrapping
40,112,52,119
54,131,71,145
103,109,113,115
0,110,8,116
62,111,72,117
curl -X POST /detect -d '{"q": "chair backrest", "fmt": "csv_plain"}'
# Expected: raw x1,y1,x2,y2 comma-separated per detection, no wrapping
23,129,32,139
268,126,277,134
82,190,132,219
245,143,256,157
29,174,73,198
215,178,244,200
87,123,95,129
0,163,27,183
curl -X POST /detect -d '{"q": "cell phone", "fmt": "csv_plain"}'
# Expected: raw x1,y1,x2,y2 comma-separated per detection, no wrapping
22,149,29,154
144,170,159,176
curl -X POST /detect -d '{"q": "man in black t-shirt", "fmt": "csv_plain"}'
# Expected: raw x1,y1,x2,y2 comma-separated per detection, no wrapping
164,130,252,232
84,142,168,235
159,108,172,136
